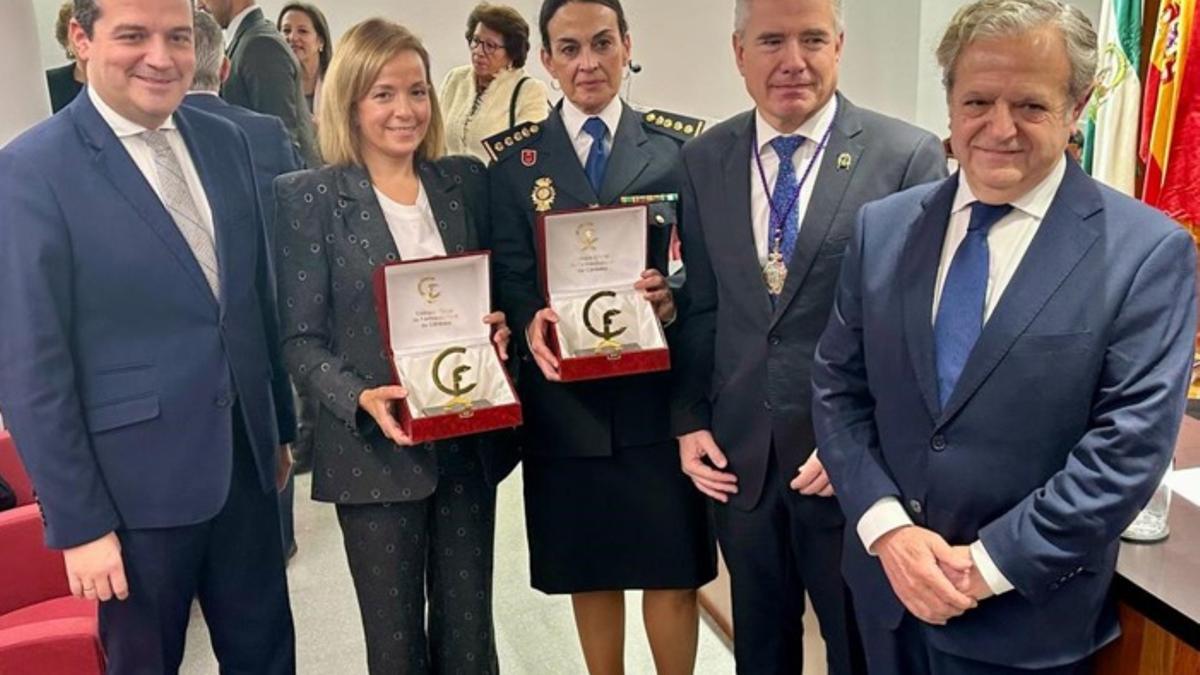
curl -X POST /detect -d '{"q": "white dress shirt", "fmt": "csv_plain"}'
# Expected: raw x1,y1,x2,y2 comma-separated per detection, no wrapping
857,156,1070,596
374,183,448,260
749,95,837,266
223,4,258,47
559,95,623,169
88,86,215,240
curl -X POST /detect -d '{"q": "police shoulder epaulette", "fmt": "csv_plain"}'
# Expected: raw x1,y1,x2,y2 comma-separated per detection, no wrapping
641,109,706,142
482,121,543,163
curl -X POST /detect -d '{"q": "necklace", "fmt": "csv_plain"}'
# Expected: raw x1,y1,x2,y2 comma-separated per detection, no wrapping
752,99,838,295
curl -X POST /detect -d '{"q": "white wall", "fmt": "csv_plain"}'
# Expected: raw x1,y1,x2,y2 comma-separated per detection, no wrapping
30,0,1106,139
3,0,52,145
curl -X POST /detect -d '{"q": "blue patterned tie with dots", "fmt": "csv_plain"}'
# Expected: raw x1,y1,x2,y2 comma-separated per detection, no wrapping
769,135,805,265
933,201,1013,407
583,116,609,194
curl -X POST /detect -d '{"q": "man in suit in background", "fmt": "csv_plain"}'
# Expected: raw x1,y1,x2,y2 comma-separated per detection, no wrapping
184,10,302,240
198,0,319,167
184,8,304,560
0,1,296,672
812,1,1196,673
672,0,946,672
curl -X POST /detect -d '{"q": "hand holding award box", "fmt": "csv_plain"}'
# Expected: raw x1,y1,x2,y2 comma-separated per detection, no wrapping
373,253,522,442
535,204,670,381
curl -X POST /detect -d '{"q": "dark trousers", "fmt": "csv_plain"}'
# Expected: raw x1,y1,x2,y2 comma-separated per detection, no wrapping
335,465,498,675
99,414,295,675
714,451,866,675
863,613,1093,675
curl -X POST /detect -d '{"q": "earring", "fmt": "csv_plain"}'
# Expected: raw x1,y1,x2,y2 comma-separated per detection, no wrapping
550,79,561,91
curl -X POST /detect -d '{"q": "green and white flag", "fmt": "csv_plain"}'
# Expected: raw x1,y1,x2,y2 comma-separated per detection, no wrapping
1082,0,1142,195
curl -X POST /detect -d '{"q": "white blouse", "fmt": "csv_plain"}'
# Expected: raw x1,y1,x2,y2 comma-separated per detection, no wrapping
373,182,447,260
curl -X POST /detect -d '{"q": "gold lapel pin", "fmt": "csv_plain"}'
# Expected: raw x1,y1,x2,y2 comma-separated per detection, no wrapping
837,152,853,171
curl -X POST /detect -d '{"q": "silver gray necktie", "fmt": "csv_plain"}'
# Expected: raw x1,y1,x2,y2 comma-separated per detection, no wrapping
141,130,221,300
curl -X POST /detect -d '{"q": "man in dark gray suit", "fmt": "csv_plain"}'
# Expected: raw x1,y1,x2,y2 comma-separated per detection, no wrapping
672,0,946,673
198,0,319,167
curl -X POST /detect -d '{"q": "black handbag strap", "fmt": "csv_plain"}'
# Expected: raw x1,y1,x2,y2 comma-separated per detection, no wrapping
509,76,531,128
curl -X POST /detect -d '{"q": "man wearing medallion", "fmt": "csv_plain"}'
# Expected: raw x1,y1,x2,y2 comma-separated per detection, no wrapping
671,0,945,673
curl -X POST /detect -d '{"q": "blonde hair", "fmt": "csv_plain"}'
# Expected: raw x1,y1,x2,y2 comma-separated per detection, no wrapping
318,18,445,167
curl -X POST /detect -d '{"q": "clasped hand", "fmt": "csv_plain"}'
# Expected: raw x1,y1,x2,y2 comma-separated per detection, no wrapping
874,526,993,625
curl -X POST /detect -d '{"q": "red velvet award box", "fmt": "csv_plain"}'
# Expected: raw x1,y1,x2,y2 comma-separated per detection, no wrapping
373,252,522,442
535,204,670,382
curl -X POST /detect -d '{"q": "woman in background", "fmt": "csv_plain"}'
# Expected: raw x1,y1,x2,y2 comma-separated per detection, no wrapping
45,1,85,113
275,18,515,674
440,2,550,162
278,2,332,119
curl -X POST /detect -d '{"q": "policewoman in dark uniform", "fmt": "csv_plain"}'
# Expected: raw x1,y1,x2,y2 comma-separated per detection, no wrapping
488,1,716,673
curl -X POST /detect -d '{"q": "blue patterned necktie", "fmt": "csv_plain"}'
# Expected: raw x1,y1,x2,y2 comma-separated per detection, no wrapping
769,135,805,264
933,201,1013,407
583,116,609,194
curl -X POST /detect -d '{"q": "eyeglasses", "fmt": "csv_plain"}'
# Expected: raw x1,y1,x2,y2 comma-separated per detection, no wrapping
467,37,505,55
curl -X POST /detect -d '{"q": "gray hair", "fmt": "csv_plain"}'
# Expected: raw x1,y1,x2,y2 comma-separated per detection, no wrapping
72,0,101,37
937,0,1097,105
192,10,225,91
734,0,845,35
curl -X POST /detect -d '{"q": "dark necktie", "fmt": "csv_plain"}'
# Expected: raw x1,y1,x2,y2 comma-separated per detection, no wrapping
583,116,608,194
933,201,1013,406
769,135,805,265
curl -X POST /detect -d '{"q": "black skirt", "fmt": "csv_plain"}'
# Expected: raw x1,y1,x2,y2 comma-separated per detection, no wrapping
522,440,717,594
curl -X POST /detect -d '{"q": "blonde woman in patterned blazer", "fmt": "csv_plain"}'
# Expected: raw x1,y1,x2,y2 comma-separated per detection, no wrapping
274,18,515,674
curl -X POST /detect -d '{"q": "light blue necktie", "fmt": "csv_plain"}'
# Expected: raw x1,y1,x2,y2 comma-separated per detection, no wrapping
582,116,608,194
933,201,1013,407
769,135,805,265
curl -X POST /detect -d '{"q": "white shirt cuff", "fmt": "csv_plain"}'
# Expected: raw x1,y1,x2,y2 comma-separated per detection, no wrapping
969,539,1014,596
857,497,913,555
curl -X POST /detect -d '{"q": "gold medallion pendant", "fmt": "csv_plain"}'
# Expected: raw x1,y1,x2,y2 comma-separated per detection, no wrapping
531,177,556,212
763,252,788,295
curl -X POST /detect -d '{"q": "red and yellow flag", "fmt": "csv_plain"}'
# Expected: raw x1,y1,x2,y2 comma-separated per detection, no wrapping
1141,0,1200,233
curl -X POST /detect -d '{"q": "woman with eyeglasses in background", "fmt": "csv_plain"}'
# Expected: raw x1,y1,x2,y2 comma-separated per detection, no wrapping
440,2,550,163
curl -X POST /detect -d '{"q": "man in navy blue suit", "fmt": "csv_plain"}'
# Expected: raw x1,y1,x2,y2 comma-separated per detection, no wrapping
0,1,296,672
184,9,305,560
184,10,303,239
812,1,1196,673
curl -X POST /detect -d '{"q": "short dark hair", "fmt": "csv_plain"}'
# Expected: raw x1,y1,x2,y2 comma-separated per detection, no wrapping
277,2,334,76
466,3,532,69
538,0,628,50
73,0,101,38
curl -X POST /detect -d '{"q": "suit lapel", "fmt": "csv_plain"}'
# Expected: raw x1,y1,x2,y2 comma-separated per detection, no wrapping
721,113,774,320
419,161,470,254
539,110,598,206
226,7,261,57
72,96,219,310
336,165,400,264
903,177,958,421
772,95,863,326
598,104,651,204
938,161,1102,424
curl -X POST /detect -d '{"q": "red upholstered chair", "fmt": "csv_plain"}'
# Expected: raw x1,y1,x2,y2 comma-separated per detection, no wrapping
0,431,105,675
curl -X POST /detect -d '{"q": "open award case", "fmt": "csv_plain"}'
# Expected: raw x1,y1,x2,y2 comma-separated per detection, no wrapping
373,253,522,443
535,204,670,382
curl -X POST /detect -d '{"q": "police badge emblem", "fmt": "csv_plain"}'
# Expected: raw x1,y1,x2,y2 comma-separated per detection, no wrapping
532,177,556,212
